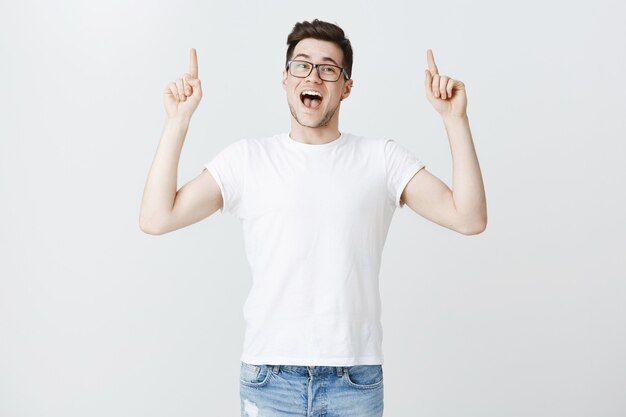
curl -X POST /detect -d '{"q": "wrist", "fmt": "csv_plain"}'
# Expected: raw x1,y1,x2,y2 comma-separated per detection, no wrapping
442,113,468,122
165,115,192,126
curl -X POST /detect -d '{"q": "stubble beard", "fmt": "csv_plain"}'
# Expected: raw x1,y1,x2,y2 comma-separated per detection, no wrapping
288,101,339,129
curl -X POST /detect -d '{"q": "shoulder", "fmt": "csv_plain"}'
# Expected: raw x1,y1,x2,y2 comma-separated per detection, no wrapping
341,132,387,150
244,133,284,151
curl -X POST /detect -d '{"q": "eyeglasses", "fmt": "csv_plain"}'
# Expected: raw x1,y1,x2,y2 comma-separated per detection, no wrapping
286,60,349,82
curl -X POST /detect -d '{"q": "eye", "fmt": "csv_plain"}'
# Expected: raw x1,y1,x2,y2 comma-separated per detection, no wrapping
322,66,338,73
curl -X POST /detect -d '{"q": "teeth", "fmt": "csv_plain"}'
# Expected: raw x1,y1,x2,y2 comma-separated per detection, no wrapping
301,90,322,97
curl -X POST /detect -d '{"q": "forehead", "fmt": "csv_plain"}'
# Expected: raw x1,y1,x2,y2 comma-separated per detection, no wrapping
292,38,344,65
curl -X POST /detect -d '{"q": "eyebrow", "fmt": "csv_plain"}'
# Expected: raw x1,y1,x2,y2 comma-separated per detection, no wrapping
293,53,341,67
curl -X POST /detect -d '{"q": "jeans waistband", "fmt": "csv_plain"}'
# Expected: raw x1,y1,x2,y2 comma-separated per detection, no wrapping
270,364,349,377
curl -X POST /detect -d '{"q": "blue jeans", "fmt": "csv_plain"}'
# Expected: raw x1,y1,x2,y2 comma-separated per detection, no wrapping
240,361,384,417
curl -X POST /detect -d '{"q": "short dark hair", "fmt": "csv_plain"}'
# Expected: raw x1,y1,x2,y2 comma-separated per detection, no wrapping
285,19,353,79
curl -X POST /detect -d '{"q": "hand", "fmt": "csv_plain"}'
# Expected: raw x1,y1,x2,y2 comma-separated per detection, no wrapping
164,48,203,119
424,49,467,118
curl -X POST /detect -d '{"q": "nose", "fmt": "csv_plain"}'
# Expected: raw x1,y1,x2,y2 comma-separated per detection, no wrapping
305,65,323,83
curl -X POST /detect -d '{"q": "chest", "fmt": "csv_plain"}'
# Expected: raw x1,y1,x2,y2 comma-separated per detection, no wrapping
241,151,385,221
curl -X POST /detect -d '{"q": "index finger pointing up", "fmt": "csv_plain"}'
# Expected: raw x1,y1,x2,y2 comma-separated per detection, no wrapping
189,48,198,79
426,49,438,75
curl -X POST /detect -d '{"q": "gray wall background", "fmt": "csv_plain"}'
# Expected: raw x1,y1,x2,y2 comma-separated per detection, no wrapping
1,0,624,415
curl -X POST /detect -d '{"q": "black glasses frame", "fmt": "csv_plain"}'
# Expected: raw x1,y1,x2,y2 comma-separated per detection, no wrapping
286,60,349,82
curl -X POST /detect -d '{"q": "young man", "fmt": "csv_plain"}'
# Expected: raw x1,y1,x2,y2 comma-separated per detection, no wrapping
140,19,486,417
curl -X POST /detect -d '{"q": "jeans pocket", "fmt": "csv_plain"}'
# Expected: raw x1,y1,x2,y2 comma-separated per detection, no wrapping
342,364,384,389
240,361,273,388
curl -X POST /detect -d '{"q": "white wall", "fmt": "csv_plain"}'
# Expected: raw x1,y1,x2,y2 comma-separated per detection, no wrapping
1,0,624,415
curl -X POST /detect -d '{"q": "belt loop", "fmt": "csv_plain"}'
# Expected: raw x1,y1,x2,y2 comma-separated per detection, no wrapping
272,365,280,374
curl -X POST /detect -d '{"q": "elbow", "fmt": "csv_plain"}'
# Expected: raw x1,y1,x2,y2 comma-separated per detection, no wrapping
461,221,487,235
139,224,163,236
139,216,166,236
458,214,488,236
139,221,161,235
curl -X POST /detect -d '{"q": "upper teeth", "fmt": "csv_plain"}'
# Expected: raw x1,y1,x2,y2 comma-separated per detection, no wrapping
302,90,322,97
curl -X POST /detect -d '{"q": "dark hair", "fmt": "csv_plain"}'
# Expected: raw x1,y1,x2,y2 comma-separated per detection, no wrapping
285,19,353,79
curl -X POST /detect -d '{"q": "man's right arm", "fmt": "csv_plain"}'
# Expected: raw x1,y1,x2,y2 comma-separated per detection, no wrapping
139,48,223,235
139,117,223,235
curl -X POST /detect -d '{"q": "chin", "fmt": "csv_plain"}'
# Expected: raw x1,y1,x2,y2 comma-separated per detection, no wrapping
298,115,332,129
289,103,336,129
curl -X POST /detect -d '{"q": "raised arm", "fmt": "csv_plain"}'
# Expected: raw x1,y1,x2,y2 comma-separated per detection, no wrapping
139,48,223,235
401,49,486,235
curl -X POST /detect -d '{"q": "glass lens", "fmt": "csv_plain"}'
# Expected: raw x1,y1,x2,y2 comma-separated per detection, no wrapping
318,65,340,81
290,61,312,77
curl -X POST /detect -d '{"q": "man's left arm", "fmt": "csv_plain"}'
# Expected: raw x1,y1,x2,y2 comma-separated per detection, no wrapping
400,49,487,235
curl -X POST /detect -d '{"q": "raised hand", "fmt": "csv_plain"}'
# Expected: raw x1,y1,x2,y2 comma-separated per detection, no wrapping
424,49,467,118
164,48,203,119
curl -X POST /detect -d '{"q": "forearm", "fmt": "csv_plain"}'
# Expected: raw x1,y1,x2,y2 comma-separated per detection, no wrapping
139,116,191,232
442,114,487,231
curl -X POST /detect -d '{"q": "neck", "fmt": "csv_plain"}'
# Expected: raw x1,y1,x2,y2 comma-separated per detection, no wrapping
288,117,341,145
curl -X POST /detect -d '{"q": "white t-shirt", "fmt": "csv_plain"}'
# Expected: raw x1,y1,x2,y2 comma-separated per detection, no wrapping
203,131,425,366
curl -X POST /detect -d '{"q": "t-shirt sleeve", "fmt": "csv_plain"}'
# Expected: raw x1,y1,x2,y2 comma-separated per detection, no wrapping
202,139,247,216
384,139,426,208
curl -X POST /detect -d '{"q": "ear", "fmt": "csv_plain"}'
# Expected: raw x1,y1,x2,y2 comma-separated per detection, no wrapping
281,69,287,91
340,79,353,101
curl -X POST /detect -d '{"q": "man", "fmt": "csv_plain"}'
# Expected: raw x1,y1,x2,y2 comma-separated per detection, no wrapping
140,19,486,417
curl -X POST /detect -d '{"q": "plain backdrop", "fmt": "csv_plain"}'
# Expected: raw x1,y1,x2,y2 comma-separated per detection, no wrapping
1,0,625,416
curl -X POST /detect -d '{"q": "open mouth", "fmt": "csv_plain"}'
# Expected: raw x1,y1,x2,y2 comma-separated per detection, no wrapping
300,90,323,110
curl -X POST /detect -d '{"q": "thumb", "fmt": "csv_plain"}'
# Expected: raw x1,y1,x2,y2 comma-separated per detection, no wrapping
424,69,433,96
